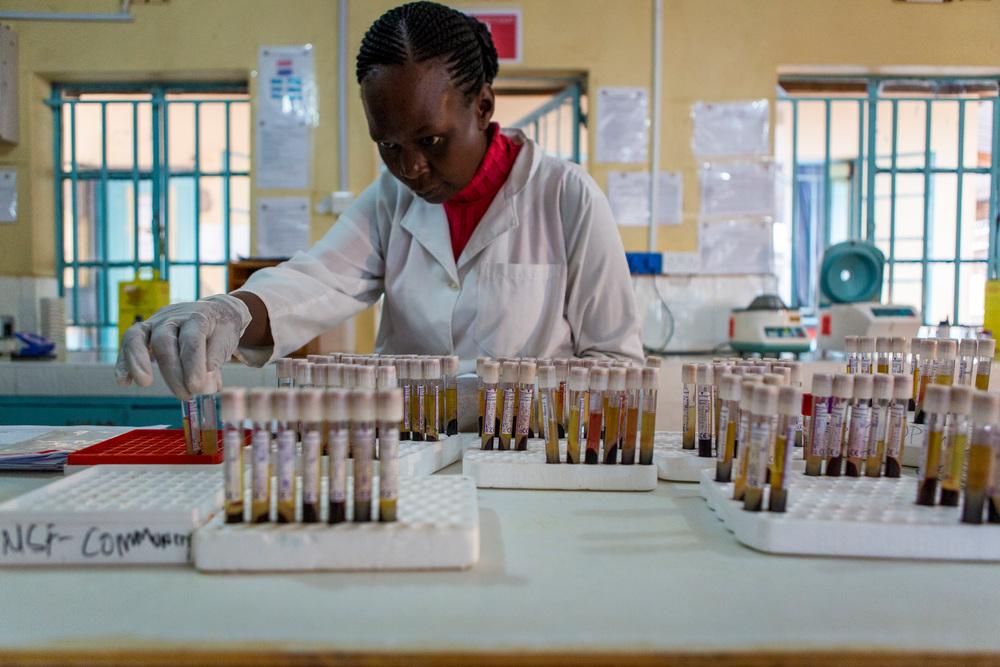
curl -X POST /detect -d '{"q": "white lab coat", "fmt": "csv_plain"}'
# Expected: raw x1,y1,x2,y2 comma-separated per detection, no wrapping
238,129,643,368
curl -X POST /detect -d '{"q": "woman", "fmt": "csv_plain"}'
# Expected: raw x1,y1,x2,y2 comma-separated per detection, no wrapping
116,1,642,400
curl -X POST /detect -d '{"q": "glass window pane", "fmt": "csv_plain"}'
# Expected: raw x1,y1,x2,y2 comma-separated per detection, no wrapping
198,103,228,174
887,262,922,315
875,100,894,170
959,262,987,326
928,173,957,260
967,99,993,170
895,101,927,169
74,102,103,171
830,100,863,162
61,103,73,172
137,179,155,264
76,267,101,325
872,173,892,258
107,266,136,327
168,265,196,303
137,102,153,171
167,102,195,172
63,267,76,323
200,265,226,299
70,180,99,262
106,181,133,263
961,173,991,260
794,101,828,164
168,176,196,262
926,263,955,325
229,175,250,259
105,103,134,171
229,102,251,173
929,100,959,170
198,176,226,263
892,174,925,261
62,180,75,265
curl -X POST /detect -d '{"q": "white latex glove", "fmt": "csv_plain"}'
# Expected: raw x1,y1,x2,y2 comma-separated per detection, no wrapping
115,294,252,400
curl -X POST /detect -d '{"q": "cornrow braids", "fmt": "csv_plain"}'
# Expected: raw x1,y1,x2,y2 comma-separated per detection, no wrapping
356,1,499,98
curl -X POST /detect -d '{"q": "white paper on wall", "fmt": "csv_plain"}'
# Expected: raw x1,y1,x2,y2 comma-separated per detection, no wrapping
607,171,683,227
691,99,769,159
256,196,310,258
698,160,776,220
0,168,16,223
699,219,774,275
662,251,700,275
258,45,319,127
595,87,649,164
255,120,312,190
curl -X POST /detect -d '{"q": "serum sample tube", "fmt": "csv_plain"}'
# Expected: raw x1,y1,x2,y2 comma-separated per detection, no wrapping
695,364,714,458
963,391,998,524
377,387,403,522
276,358,295,388
220,388,245,524
936,339,958,387
409,360,425,442
299,389,324,523
325,389,349,524
858,336,875,374
976,339,995,391
604,368,626,463
622,367,641,465
844,374,873,477
890,337,908,376
399,358,412,440
876,337,891,374
865,374,894,478
732,381,760,500
917,385,948,506
480,361,500,450
567,367,589,464
914,339,938,424
515,361,537,451
273,388,298,524
538,365,560,464
743,385,778,512
248,388,272,523
181,398,201,455
498,361,520,451
639,367,659,465
476,357,488,437
442,355,460,436
715,374,741,483
805,373,833,476
939,385,972,507
681,364,696,450
844,336,859,374
554,359,568,438
198,393,221,456
422,358,442,442
769,386,802,513
958,339,977,386
884,374,911,478
585,368,608,464
824,373,854,477
351,390,376,522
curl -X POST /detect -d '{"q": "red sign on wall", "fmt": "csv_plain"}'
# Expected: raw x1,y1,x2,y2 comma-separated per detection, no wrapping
467,9,522,63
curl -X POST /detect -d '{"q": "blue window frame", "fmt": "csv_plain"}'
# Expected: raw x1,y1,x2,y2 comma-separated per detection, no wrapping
47,82,251,349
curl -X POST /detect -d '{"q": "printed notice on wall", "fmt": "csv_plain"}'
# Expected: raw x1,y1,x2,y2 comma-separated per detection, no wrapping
595,87,649,164
607,170,682,227
0,169,16,223
255,120,312,190
256,197,310,258
258,45,318,127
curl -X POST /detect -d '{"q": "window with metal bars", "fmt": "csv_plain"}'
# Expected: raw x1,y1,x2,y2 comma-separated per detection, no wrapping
776,76,1000,327
47,82,251,350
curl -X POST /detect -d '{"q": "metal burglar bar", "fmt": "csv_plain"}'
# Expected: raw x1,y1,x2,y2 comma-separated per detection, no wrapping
511,83,584,165
777,76,1000,327
47,82,250,349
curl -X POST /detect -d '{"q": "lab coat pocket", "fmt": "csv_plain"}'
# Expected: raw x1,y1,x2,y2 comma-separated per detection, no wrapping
474,263,561,357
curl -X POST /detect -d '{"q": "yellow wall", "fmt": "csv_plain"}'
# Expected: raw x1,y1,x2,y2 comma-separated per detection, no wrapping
2,0,1000,348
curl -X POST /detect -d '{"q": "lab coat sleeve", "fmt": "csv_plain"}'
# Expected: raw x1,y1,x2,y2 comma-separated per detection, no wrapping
235,180,388,365
559,166,645,364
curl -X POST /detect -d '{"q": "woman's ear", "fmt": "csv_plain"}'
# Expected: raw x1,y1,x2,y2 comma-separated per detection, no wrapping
475,84,495,131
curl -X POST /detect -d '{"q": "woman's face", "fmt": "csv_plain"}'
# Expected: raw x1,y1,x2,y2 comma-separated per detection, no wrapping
361,60,494,204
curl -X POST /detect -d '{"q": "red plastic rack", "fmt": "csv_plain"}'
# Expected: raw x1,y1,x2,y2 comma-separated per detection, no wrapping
66,429,246,466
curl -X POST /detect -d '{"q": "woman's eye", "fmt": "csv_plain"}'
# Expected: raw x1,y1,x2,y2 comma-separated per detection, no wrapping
378,141,398,151
420,136,443,148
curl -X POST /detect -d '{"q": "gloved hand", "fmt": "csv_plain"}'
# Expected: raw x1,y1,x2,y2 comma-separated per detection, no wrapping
115,294,252,400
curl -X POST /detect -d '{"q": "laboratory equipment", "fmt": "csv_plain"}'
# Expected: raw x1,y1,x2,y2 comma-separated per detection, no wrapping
729,294,811,357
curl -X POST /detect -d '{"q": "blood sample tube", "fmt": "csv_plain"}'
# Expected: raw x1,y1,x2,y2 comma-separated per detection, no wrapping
409,359,425,442
917,385,948,506
639,367,659,465
976,339,995,391
273,387,298,524
554,359,568,438
355,365,376,391
604,367,626,464
914,339,938,424
884,374,911,478
325,388,349,524
276,358,295,388
307,354,325,365
712,363,728,449
398,358,412,440
825,373,854,477
936,339,957,387
645,356,662,369
805,373,833,476
681,363,696,450
732,380,760,500
743,385,778,512
585,368,608,464
181,397,201,455
498,361,519,451
939,385,972,507
293,359,313,388
443,355,460,436
248,388,272,523
537,365,560,464
963,390,998,524
769,385,801,513
891,337,908,376
376,363,397,390
220,388,245,524
299,388,324,523
865,374,893,478
844,374,872,477
784,362,804,447
197,393,221,456
566,367,588,464
475,357,488,437
423,358,441,442
844,336,859,374
858,336,875,375
876,337,891,374
377,387,402,522
351,389,376,522
622,366,641,465
478,361,499,450
957,339,977,386
715,374,740,483
696,364,713,458
515,361,537,451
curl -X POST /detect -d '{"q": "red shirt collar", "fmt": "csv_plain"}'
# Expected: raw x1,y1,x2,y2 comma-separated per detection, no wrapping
446,123,520,205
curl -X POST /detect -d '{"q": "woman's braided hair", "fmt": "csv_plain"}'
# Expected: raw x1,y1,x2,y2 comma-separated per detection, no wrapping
356,1,499,98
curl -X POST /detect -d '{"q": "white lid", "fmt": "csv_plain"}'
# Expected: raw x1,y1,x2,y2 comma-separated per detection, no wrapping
892,374,913,400
832,373,854,399
442,355,460,375
626,366,642,390
844,336,858,353
876,337,890,353
397,358,410,380
778,386,801,416
422,358,441,380
310,364,328,388
752,385,778,415
608,367,626,391
644,356,662,368
939,339,957,360
730,366,747,377
327,364,344,388
580,358,598,369
569,367,589,391
960,338,978,356
501,361,520,384
712,364,730,384
476,357,489,375
293,359,312,386
720,374,739,401
518,361,537,384
275,358,295,380
891,336,909,354
364,357,379,367
642,366,659,391
409,359,424,381
948,385,974,415
299,388,324,422
324,388,350,422
695,364,711,385
248,388,273,423
681,364,697,384
376,365,397,389
538,365,556,389
763,373,784,387
873,374,893,400
349,389,375,421
553,359,568,381
739,381,757,409
341,365,357,389
811,372,833,396
783,361,801,385
220,388,245,421
589,367,609,391
307,354,325,365
923,385,948,414
920,338,938,358
852,373,873,401
978,338,996,357
273,387,297,422
972,390,999,423
859,336,875,353
376,387,404,423
355,365,376,390
481,360,500,384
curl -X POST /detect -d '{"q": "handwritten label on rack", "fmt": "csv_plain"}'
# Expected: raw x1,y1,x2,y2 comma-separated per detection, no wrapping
0,522,191,564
